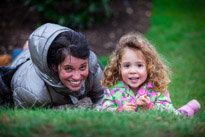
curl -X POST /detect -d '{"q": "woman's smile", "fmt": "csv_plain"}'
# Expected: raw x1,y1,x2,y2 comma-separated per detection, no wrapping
70,80,81,85
57,55,89,91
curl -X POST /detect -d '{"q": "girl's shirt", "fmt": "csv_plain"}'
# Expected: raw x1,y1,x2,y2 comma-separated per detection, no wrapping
96,80,180,115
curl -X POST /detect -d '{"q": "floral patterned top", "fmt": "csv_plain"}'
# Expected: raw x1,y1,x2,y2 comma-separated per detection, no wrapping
96,80,180,115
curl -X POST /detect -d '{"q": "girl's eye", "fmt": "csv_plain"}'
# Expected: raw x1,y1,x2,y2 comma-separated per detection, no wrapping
137,64,144,67
123,64,130,68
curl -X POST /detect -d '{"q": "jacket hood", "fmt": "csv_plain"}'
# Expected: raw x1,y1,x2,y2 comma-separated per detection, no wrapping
29,23,74,88
28,23,99,98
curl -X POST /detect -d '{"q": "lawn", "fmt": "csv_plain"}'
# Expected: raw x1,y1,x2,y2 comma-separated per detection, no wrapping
1,0,205,137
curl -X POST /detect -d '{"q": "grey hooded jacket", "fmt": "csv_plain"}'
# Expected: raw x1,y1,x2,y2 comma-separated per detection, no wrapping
10,23,104,108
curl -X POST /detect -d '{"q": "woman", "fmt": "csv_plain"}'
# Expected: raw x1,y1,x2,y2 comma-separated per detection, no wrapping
10,23,104,108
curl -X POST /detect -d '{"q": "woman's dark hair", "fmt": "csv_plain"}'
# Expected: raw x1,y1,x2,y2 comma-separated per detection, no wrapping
47,31,90,69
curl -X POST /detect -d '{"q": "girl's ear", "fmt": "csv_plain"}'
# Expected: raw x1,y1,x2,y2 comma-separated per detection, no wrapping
52,64,58,72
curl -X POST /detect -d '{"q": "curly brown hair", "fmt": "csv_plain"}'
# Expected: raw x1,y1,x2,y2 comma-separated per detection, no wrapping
101,32,171,93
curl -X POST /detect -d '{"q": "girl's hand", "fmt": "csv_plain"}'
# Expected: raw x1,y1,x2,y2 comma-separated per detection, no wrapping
136,95,151,109
122,102,137,112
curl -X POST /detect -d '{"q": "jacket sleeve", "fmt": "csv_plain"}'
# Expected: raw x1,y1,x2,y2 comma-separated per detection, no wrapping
153,91,181,115
86,51,104,106
88,63,104,106
13,88,44,108
95,89,122,111
11,61,51,108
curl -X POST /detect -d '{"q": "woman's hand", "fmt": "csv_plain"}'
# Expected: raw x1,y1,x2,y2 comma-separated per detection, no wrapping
122,102,137,112
136,95,151,110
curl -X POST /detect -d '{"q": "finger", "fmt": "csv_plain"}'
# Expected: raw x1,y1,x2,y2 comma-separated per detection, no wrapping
123,107,132,111
142,99,150,105
127,105,137,109
126,109,134,112
127,102,137,106
142,98,147,102
127,107,136,111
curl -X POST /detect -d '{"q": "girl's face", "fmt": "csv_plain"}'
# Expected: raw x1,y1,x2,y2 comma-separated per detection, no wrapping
120,48,148,93
57,55,89,91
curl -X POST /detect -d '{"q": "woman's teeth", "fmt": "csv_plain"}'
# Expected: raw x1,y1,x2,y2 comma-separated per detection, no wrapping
71,81,80,84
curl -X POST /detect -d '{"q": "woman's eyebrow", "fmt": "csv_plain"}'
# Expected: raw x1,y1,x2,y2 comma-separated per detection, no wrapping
81,62,88,65
80,62,88,66
64,65,73,68
64,62,88,67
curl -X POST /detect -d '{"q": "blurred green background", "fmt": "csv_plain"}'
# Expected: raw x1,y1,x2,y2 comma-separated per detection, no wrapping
20,0,113,29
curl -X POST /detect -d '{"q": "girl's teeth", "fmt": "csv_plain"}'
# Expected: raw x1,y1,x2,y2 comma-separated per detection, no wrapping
130,77,139,80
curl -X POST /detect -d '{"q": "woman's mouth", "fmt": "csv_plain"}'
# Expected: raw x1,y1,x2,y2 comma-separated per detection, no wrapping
70,80,81,86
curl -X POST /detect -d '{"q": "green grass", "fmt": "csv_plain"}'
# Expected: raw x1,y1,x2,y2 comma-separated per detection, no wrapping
1,0,205,136
0,108,204,137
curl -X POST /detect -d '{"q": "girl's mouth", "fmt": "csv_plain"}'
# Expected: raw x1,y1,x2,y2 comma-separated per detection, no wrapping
129,77,139,80
129,77,139,83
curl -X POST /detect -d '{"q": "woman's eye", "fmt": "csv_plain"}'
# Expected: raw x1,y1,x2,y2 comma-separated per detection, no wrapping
65,68,72,72
80,65,86,70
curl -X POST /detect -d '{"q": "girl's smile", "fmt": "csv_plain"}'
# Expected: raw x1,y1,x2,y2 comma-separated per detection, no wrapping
129,76,140,83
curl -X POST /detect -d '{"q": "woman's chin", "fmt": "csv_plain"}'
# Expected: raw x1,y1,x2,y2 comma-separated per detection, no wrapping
67,84,82,91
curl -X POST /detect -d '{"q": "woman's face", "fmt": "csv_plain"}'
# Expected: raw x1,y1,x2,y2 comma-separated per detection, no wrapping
57,55,89,91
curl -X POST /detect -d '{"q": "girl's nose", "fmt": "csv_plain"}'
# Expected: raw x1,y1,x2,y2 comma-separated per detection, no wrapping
130,66,138,73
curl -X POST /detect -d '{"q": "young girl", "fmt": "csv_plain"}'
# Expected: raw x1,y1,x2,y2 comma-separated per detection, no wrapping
96,32,200,117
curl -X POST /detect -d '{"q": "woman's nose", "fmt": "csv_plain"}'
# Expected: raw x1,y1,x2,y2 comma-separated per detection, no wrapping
72,71,81,80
